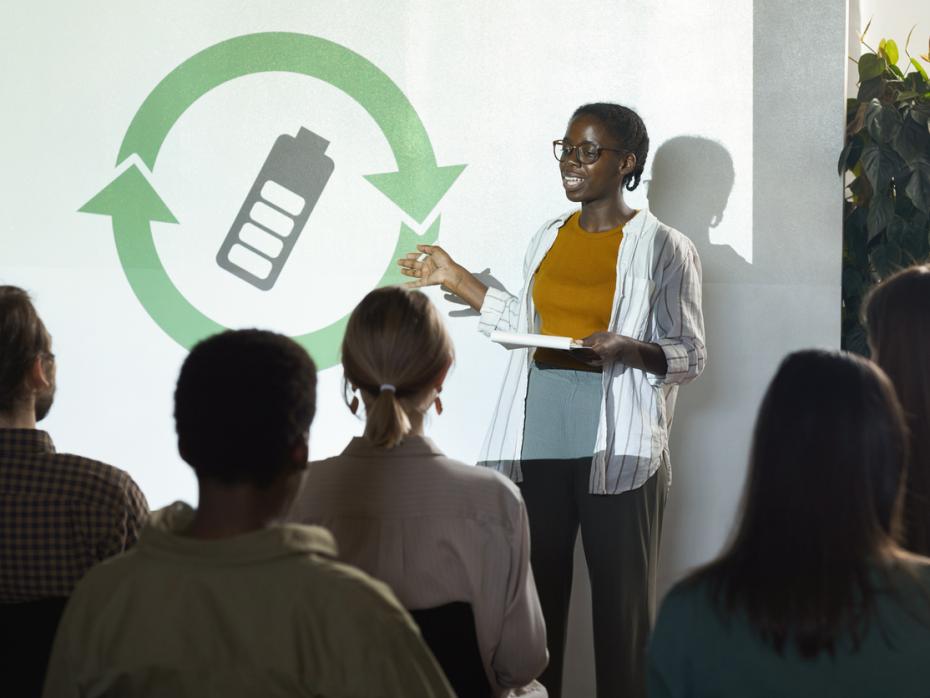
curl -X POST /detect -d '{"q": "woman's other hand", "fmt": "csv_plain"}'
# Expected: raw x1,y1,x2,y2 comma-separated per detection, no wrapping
580,332,669,375
580,332,627,366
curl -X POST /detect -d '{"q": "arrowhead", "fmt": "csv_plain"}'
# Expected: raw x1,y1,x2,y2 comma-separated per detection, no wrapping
364,163,465,224
79,164,177,224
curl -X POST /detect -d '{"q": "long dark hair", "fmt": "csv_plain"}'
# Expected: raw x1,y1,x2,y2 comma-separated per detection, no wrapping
687,349,909,657
865,264,930,555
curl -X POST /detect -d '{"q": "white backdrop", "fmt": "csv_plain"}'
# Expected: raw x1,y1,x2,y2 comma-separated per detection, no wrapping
1,1,845,694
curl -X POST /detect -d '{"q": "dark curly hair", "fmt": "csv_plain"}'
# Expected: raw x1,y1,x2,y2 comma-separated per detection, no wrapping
572,102,649,191
174,329,317,488
0,286,50,413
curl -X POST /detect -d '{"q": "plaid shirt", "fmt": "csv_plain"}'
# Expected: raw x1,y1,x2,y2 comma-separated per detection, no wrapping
0,429,148,603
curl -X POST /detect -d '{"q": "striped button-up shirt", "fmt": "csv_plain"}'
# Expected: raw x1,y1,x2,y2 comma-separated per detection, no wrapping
0,429,148,602
478,208,705,494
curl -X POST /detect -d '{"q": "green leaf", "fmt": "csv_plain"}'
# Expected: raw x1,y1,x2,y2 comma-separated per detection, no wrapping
889,214,930,262
894,115,930,163
903,72,926,93
882,39,900,66
847,102,868,135
911,102,930,125
844,205,869,264
842,323,870,357
849,174,872,204
866,99,902,143
857,76,884,102
842,265,866,298
870,240,904,278
859,53,886,81
912,57,930,83
860,142,904,191
867,191,895,239
889,63,906,79
838,138,864,174
905,161,930,213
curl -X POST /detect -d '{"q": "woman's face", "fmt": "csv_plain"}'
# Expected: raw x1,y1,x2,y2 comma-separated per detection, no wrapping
559,114,629,204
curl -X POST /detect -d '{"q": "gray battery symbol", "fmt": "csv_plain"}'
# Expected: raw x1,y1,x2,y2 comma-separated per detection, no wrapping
216,127,334,291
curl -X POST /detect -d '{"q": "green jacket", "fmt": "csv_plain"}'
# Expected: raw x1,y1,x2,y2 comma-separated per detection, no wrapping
42,502,454,698
649,563,930,698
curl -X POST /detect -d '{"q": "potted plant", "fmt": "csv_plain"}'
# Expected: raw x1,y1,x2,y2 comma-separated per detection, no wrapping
840,25,930,355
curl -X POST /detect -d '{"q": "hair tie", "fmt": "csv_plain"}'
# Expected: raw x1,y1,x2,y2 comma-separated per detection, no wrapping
379,384,396,393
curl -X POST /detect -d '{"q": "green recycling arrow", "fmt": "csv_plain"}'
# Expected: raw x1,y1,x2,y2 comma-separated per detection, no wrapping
81,33,459,368
117,32,464,223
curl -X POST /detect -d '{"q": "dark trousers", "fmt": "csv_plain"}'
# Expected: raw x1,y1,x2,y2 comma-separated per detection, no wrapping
519,456,667,698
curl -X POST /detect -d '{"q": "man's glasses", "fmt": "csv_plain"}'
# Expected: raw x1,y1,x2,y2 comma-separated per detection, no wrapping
553,140,625,165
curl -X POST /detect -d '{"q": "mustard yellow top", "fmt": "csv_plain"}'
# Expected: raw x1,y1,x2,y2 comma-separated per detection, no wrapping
532,211,623,370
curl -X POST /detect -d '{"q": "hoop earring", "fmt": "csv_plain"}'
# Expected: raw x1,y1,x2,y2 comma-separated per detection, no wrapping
434,396,443,416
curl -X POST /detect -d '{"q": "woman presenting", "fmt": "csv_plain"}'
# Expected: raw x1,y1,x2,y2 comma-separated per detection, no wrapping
399,102,705,698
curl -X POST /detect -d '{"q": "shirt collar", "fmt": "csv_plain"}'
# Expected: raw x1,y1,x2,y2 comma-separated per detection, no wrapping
339,434,446,459
138,501,338,564
0,429,55,456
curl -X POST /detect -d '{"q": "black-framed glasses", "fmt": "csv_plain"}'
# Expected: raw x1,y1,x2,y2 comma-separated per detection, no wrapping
553,139,625,165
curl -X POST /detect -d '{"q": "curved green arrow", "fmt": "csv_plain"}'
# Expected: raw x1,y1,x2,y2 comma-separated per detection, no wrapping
82,32,458,369
80,165,224,347
118,32,464,223
81,164,441,366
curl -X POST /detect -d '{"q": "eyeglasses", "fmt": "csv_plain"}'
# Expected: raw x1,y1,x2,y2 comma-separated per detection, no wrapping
553,140,625,165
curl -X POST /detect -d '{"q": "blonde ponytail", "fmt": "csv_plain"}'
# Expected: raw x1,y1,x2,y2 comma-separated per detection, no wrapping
342,287,453,449
363,389,412,449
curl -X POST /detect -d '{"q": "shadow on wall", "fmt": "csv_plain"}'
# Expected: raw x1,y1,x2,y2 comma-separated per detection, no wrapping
647,136,749,283
645,136,758,596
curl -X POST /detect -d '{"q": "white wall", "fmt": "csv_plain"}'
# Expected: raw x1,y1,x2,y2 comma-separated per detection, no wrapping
0,2,847,695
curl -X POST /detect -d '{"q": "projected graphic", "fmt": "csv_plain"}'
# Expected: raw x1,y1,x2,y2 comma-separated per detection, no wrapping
78,32,465,368
217,127,335,291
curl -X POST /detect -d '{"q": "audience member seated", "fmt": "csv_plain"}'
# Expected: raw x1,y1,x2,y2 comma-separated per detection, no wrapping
0,286,148,697
42,329,454,698
647,349,930,698
290,287,549,698
865,263,930,555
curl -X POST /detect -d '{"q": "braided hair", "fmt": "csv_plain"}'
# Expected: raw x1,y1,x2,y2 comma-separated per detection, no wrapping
571,103,649,191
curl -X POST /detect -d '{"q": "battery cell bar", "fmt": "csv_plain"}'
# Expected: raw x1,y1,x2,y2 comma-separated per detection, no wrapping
249,201,294,238
260,180,306,216
238,222,284,258
227,244,273,280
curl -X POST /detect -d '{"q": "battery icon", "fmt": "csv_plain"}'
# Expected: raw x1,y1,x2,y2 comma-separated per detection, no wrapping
216,127,334,291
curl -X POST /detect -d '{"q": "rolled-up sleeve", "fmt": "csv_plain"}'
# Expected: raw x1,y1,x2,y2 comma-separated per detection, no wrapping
649,241,705,387
478,286,522,336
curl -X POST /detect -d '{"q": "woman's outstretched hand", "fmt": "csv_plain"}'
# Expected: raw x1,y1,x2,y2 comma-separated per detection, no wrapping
398,244,461,289
397,245,490,311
